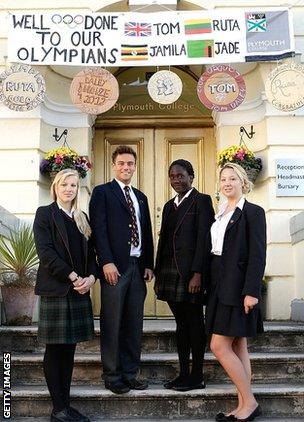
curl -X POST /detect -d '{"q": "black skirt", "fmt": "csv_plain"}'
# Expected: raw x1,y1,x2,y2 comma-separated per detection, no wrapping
205,255,264,338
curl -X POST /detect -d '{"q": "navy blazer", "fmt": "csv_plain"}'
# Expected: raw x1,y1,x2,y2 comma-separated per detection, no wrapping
207,200,266,307
33,202,97,297
89,179,154,277
155,188,214,286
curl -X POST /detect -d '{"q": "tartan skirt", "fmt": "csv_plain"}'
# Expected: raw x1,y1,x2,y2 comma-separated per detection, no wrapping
38,288,94,344
155,255,202,304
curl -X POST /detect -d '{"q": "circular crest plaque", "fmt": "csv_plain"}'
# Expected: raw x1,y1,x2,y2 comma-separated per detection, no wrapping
147,70,182,105
197,65,246,112
70,68,119,115
265,61,304,112
0,64,45,112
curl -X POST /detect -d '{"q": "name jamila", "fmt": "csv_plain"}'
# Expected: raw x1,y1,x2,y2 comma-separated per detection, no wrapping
150,44,186,57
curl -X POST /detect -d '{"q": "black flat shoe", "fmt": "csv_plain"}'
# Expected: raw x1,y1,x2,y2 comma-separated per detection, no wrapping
173,379,206,392
51,408,75,422
105,380,130,394
237,405,261,421
216,412,237,421
68,406,90,421
123,378,148,390
163,375,188,389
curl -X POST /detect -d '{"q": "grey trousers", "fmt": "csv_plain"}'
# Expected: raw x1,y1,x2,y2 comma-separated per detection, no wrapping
100,258,147,383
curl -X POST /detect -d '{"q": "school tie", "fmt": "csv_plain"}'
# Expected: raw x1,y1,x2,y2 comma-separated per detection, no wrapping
124,186,140,247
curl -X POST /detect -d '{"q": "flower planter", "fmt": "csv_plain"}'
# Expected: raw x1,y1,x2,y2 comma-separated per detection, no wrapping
246,168,261,183
1,285,37,325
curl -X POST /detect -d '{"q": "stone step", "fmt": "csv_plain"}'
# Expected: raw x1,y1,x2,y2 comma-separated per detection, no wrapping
9,352,304,385
11,418,304,421
5,384,304,419
1,320,304,353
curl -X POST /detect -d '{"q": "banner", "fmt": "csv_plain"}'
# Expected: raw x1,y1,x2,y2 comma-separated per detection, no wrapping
7,8,294,67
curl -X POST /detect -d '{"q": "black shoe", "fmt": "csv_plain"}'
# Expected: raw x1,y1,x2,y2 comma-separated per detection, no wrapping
105,380,130,394
51,408,75,422
67,406,90,421
216,412,237,421
123,378,148,390
163,375,188,389
237,405,261,421
173,377,206,392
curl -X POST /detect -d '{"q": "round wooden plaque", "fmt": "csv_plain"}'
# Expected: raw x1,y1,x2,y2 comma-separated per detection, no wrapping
70,68,119,115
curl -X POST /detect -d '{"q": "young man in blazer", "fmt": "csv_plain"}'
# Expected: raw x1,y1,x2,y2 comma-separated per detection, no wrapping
89,145,154,394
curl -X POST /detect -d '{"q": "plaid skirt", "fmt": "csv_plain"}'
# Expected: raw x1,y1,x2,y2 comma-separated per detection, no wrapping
38,288,94,344
155,255,202,304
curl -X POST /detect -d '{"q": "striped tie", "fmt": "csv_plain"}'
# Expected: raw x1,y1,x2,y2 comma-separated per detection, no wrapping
124,186,139,247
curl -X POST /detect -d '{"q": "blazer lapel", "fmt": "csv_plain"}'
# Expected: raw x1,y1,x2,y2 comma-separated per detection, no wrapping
51,202,71,256
224,207,242,233
174,188,199,233
111,179,131,214
133,189,145,227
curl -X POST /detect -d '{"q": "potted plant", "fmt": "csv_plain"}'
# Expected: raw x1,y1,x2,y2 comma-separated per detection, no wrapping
217,144,262,183
40,146,92,179
0,224,39,325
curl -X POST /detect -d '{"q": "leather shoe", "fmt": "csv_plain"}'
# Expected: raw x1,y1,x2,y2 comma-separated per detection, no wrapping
216,412,237,421
173,378,206,392
51,408,75,422
68,406,90,421
237,405,261,421
105,380,130,394
123,378,148,390
163,375,187,389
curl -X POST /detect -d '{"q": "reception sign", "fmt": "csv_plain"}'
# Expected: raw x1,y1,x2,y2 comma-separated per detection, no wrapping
7,8,294,67
276,159,304,196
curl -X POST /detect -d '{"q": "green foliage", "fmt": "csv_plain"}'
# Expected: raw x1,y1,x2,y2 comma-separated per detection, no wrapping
0,224,38,286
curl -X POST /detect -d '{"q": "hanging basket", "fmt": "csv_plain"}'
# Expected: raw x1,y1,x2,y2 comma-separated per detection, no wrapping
246,168,261,184
49,171,58,181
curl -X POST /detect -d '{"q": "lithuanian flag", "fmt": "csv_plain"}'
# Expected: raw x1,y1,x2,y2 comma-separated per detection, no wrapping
121,44,148,61
184,19,212,34
187,40,214,58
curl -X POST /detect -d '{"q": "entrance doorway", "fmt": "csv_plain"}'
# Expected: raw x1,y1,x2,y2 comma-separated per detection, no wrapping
91,125,216,316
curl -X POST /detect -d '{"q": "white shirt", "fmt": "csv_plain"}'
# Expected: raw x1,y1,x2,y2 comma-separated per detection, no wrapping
115,179,142,257
57,202,74,218
174,188,194,207
211,197,245,256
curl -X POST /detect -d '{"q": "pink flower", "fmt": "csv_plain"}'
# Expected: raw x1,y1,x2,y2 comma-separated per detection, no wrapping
235,150,245,160
55,156,62,164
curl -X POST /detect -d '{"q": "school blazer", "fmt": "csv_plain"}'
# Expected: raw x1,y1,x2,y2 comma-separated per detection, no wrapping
208,200,266,307
33,202,97,297
155,189,215,285
89,179,154,276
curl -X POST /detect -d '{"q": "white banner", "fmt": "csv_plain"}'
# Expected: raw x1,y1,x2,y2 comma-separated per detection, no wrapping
7,8,294,67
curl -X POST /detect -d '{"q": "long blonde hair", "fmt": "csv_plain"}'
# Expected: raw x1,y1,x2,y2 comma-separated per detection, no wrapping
51,169,92,239
219,163,253,194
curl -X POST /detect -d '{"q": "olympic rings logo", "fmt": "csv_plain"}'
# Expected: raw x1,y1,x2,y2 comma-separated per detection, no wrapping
51,14,84,28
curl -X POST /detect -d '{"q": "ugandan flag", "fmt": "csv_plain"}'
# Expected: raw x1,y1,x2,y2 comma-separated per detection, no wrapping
184,19,212,34
121,44,148,61
187,40,214,58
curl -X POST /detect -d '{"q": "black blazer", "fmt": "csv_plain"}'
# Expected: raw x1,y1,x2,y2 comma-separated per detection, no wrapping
89,179,154,277
208,200,266,307
33,202,97,297
155,188,214,286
